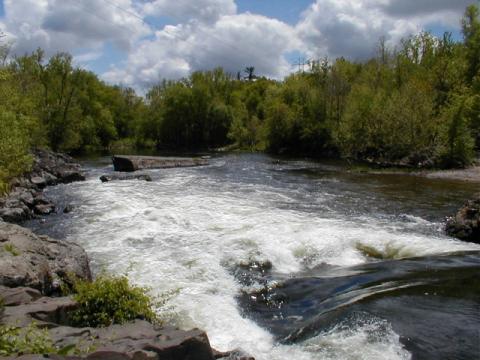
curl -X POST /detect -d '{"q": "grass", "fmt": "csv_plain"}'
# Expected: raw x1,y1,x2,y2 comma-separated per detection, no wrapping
3,244,20,256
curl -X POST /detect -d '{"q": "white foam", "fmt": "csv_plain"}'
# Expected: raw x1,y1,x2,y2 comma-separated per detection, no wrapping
59,166,479,360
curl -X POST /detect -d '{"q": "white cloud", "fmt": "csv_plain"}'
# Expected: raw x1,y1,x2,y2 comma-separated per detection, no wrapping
103,13,297,89
296,0,470,60
1,0,150,56
141,0,237,24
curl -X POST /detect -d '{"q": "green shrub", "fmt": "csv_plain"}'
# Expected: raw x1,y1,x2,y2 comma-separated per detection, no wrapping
71,274,159,328
0,323,56,356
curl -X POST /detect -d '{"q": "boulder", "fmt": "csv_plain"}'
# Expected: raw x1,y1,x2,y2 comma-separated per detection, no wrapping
0,222,91,294
32,149,86,184
30,176,47,189
112,155,208,172
100,174,152,183
0,207,30,223
51,321,217,360
0,285,42,306
1,296,78,327
34,203,56,215
446,194,480,243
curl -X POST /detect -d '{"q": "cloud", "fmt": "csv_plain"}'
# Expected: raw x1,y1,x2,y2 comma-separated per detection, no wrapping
103,13,297,89
1,0,150,56
295,0,470,61
379,0,473,17
141,0,237,24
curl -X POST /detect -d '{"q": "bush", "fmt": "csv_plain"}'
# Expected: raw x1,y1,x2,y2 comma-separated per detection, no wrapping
71,274,159,328
0,323,57,356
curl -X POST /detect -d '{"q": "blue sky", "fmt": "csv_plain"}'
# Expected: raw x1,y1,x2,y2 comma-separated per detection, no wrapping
0,0,474,89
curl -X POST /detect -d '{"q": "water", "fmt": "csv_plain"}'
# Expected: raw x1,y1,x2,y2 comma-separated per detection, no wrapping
27,153,480,360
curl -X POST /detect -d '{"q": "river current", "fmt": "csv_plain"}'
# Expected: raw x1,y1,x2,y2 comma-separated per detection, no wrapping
27,153,480,360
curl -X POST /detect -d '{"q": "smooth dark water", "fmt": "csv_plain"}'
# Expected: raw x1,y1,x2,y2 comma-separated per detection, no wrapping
26,153,480,360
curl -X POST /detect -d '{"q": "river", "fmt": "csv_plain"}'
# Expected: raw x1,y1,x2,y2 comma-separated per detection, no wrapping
26,153,480,360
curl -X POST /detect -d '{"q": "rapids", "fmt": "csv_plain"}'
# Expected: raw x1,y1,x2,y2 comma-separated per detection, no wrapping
27,153,480,360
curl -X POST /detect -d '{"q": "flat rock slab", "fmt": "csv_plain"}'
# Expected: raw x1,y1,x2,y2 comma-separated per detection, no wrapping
112,155,208,172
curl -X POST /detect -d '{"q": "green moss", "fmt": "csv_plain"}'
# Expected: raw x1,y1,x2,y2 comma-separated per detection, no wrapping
356,242,415,260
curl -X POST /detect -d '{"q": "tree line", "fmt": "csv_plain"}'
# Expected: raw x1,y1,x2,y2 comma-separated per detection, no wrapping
1,5,479,190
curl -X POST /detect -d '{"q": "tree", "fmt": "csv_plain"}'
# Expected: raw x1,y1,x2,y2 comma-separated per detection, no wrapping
462,4,480,85
244,66,255,81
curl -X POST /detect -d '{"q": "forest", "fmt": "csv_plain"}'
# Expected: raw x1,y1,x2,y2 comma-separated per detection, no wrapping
0,5,479,192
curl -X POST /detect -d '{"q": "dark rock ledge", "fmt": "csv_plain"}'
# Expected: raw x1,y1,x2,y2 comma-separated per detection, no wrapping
0,149,86,223
0,151,253,360
446,194,480,244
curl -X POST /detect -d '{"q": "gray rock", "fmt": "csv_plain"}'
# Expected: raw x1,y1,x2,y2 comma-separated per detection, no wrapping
8,188,35,208
33,194,52,206
0,149,85,224
30,176,47,189
34,203,56,215
2,320,222,360
446,194,480,243
112,155,208,172
2,296,78,327
0,222,91,294
0,285,42,306
100,174,152,183
214,349,255,360
51,321,216,360
43,171,59,186
0,207,29,223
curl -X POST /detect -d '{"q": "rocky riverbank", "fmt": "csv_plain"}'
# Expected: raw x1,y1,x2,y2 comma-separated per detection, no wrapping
0,150,252,360
0,149,85,223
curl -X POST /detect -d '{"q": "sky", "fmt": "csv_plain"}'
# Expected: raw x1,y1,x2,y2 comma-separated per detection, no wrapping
0,0,477,91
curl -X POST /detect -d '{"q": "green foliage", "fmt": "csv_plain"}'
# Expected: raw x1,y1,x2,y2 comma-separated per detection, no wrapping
438,95,476,168
0,323,56,356
462,5,480,85
0,110,33,192
71,274,159,328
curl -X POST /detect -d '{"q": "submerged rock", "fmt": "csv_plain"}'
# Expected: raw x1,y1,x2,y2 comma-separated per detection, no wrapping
112,155,208,172
63,204,75,214
100,174,152,183
446,194,480,243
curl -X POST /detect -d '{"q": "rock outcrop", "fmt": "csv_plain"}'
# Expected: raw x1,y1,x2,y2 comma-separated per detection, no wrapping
445,194,480,243
112,155,208,172
1,290,253,360
0,222,92,295
0,149,86,223
100,174,152,183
